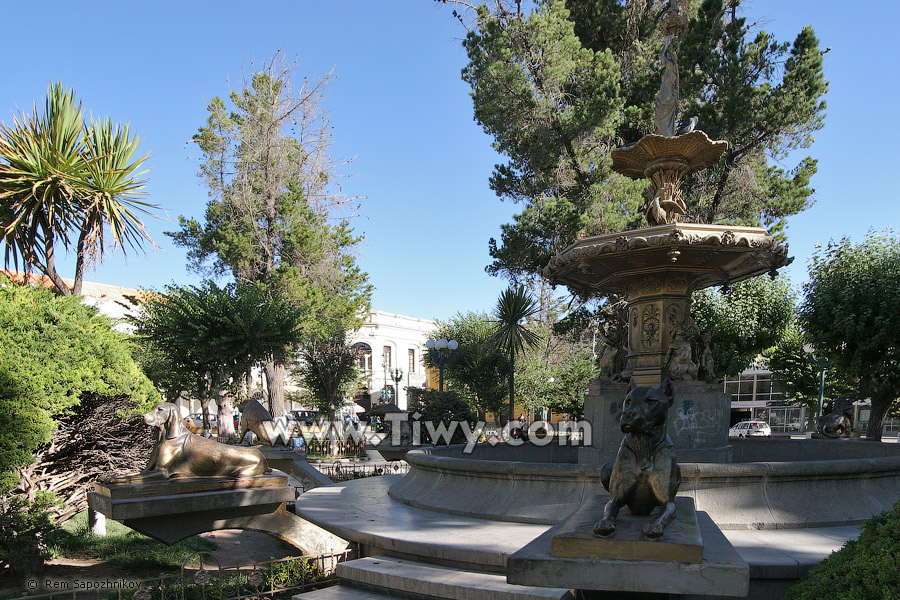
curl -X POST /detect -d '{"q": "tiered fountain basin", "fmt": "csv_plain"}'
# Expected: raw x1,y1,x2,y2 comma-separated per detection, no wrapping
542,222,791,385
389,440,900,530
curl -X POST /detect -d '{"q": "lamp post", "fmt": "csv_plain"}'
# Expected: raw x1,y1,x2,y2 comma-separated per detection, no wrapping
426,338,458,392
390,367,405,409
804,344,831,418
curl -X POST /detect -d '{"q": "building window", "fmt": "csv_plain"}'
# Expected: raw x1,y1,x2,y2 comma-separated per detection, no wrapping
408,348,415,374
352,342,372,371
383,346,392,369
722,372,787,404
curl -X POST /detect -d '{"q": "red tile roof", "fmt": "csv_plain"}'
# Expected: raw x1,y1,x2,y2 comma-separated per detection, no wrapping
0,269,148,305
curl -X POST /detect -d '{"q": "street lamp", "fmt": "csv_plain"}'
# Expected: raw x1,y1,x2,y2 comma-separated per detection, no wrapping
390,367,405,408
426,338,458,392
804,344,831,418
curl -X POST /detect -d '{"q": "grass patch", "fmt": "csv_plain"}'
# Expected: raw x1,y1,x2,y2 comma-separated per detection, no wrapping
49,511,217,573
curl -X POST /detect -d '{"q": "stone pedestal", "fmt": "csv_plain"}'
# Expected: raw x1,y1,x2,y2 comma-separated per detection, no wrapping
508,499,748,596
88,473,294,523
550,496,703,563
579,380,732,464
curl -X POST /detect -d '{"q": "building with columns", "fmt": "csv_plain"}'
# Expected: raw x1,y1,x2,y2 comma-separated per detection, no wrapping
348,310,436,411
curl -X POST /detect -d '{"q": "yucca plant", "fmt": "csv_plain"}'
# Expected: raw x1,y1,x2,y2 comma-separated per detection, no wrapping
489,285,541,425
0,83,85,293
73,117,153,294
0,82,158,295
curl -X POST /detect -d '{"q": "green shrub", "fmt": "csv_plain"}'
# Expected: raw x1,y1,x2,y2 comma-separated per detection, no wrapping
787,498,900,599
0,492,61,577
0,277,158,492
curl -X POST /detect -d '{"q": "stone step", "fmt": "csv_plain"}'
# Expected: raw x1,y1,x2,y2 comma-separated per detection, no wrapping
336,556,574,600
292,584,393,599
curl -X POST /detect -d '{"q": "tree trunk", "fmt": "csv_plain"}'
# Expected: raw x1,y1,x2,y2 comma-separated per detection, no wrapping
866,389,892,442
72,217,93,296
39,234,72,296
244,370,253,398
265,355,286,416
197,373,212,435
211,370,236,438
217,392,236,438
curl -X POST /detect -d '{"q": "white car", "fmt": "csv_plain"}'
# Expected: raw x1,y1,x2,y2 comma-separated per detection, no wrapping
729,420,771,438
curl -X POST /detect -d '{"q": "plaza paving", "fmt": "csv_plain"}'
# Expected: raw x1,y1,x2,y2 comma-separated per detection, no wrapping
293,475,861,599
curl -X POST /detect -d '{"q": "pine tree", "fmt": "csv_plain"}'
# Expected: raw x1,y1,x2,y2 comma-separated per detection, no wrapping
168,53,372,415
458,0,827,283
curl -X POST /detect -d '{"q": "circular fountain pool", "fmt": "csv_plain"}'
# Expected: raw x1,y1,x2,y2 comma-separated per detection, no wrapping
388,439,900,529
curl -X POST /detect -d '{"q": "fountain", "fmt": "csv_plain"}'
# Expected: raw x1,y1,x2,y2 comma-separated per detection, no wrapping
383,1,900,594
293,4,900,598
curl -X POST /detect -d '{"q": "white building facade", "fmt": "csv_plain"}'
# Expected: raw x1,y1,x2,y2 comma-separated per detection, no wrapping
348,310,436,411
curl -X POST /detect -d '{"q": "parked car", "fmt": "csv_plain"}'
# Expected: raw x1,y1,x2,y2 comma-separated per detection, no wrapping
728,420,771,438
185,412,218,434
291,410,320,426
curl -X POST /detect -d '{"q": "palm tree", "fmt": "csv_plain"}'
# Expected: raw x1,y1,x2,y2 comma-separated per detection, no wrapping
0,83,157,295
490,285,541,426
72,117,154,295
0,83,84,294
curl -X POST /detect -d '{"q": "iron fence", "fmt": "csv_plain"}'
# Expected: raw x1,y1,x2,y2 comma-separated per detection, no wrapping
302,439,366,459
7,549,357,600
313,461,408,482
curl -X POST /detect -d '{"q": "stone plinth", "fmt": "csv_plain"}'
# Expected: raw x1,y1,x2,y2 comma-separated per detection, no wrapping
550,496,703,563
89,473,294,521
87,470,349,556
93,472,289,500
508,507,748,596
579,380,732,464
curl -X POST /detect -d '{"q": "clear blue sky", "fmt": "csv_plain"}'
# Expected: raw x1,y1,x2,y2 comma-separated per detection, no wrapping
1,1,895,322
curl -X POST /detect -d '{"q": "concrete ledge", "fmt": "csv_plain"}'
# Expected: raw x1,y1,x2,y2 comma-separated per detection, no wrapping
294,587,399,600
338,556,573,600
296,476,554,572
89,469,347,555
293,586,393,599
730,437,900,462
263,451,334,489
88,487,295,520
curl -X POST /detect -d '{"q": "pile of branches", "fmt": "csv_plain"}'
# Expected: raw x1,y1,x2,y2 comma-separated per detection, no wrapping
14,393,154,522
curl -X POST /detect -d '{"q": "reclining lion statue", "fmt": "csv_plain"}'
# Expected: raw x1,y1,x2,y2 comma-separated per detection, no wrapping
104,402,269,483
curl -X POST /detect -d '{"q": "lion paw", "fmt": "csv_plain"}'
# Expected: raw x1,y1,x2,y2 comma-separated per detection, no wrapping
593,519,616,537
642,520,665,539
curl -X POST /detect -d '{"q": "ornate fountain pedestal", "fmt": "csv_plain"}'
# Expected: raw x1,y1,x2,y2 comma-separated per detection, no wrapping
544,222,791,386
580,380,732,464
535,214,788,598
